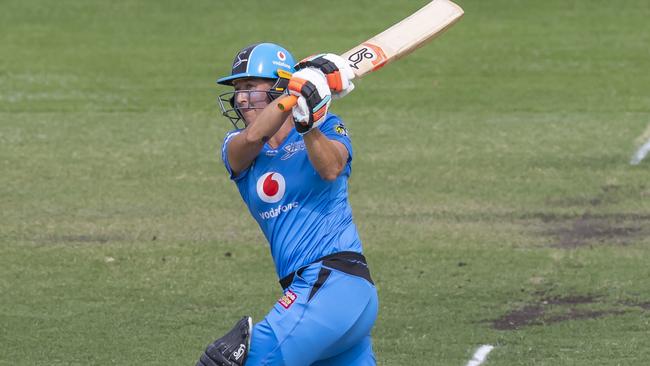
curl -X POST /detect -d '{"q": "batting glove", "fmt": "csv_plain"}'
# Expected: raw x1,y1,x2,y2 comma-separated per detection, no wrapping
295,53,355,99
287,67,332,135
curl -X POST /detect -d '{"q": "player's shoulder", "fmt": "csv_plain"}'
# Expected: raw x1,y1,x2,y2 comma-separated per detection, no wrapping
323,112,343,125
223,128,244,144
321,113,349,137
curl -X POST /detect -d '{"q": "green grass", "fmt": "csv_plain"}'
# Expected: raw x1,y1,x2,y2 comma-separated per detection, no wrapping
1,0,649,364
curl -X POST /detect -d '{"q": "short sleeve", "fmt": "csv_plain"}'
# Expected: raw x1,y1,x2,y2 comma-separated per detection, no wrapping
221,129,249,181
318,114,353,163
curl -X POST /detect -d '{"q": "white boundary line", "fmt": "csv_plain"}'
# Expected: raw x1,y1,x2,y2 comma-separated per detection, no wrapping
465,345,494,366
630,123,650,165
630,139,650,165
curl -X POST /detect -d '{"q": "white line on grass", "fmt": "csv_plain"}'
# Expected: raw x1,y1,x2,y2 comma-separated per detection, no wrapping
630,139,650,165
465,345,494,366
630,123,650,165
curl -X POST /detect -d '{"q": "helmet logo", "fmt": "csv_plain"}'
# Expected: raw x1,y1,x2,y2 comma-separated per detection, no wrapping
256,172,286,203
277,51,286,61
232,51,249,70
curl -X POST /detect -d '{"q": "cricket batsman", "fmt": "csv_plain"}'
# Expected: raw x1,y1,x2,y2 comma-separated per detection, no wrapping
195,43,378,365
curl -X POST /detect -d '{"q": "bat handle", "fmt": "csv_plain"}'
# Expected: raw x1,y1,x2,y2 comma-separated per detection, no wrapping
277,95,298,111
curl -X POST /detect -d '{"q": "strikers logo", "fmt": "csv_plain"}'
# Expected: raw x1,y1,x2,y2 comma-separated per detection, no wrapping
334,124,348,136
278,290,297,309
256,172,286,203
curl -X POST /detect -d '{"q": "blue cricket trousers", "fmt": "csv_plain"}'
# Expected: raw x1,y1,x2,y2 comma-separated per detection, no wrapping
246,252,378,365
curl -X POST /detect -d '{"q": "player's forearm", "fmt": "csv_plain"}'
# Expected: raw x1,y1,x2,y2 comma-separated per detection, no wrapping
227,100,291,174
303,130,347,181
244,99,292,143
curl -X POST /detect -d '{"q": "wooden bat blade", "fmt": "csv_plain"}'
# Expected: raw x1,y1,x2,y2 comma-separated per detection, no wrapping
278,0,464,111
343,0,464,77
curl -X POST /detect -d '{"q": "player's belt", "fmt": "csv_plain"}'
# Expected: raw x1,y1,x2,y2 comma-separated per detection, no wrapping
279,251,374,290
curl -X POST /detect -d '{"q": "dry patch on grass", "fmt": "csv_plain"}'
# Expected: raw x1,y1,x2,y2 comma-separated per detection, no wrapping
490,293,639,330
530,184,650,248
544,213,649,248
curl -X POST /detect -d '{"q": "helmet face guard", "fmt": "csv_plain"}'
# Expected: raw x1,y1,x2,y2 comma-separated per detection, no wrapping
217,88,285,129
216,43,295,128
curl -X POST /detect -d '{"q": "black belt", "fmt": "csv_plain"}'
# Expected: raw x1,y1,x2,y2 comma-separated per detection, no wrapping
279,251,374,290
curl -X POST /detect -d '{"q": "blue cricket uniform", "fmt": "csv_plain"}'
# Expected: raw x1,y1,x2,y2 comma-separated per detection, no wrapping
221,114,378,365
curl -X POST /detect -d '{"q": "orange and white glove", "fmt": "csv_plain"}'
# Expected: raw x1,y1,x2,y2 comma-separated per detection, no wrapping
294,53,355,99
287,68,332,134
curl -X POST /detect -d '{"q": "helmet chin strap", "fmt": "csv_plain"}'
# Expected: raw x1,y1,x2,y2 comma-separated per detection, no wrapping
267,69,292,101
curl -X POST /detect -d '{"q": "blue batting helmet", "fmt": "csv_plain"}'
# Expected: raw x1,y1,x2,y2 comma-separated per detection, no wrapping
216,43,296,128
217,43,296,85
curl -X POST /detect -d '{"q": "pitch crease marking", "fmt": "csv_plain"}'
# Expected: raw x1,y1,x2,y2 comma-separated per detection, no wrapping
465,345,494,366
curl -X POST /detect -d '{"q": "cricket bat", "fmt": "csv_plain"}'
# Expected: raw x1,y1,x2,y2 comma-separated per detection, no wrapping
278,0,464,110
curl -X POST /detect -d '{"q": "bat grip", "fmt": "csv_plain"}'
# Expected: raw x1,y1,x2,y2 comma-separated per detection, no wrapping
277,95,298,111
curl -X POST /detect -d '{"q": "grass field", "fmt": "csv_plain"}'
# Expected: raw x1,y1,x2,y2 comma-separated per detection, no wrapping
1,0,649,365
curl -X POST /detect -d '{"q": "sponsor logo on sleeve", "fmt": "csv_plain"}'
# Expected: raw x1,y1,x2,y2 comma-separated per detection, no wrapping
334,124,348,136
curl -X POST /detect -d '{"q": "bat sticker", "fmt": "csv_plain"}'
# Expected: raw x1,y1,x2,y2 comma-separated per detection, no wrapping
347,43,388,71
347,47,375,70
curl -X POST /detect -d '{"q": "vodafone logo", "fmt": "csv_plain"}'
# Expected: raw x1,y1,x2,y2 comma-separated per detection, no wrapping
255,172,298,220
256,172,285,203
277,51,286,61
